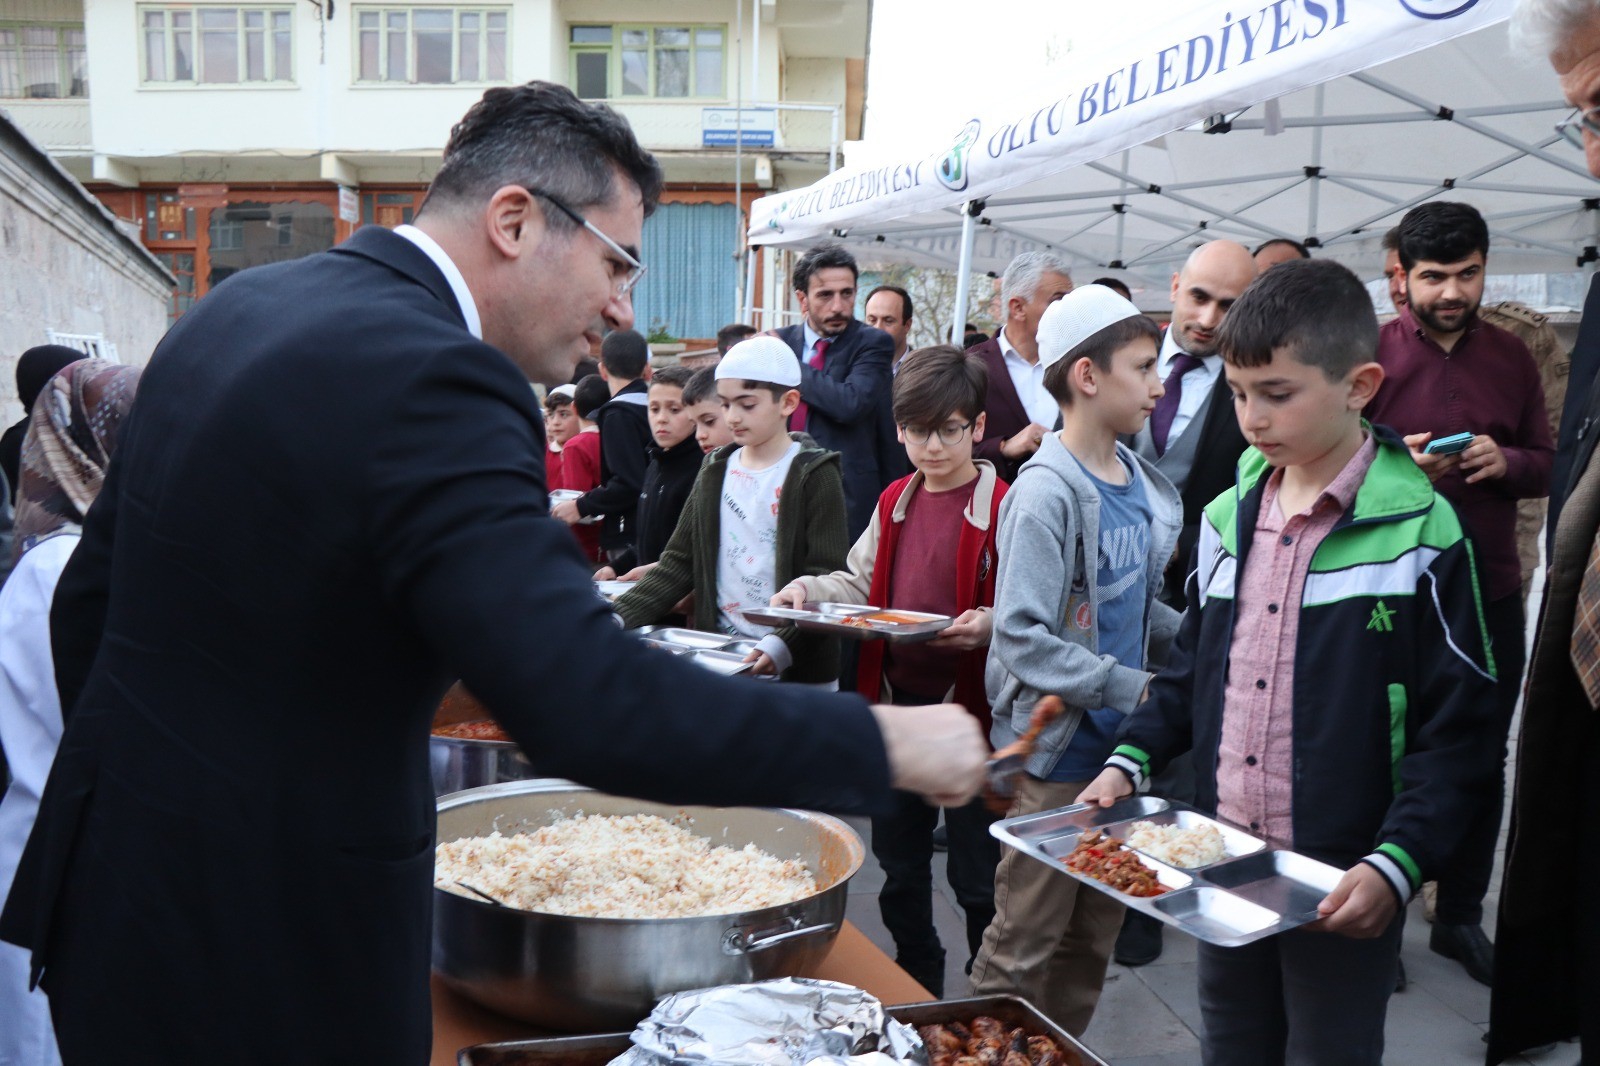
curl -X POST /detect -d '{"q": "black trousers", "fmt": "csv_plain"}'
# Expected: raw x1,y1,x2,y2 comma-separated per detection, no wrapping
1436,593,1525,926
869,689,1000,995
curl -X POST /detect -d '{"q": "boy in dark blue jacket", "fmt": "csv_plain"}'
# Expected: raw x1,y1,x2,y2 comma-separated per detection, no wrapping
1079,259,1500,1065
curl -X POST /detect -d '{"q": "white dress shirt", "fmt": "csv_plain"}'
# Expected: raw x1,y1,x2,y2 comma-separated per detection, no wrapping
394,224,483,340
998,325,1059,431
1157,328,1223,447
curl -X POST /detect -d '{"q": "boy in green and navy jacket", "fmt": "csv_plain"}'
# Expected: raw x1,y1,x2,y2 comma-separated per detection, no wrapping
1078,260,1500,1065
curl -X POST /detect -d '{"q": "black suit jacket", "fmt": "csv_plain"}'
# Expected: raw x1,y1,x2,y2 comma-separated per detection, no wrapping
1162,371,1249,608
774,319,893,539
0,227,892,1064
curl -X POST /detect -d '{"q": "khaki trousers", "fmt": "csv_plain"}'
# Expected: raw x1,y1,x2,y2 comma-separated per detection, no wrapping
968,774,1124,1036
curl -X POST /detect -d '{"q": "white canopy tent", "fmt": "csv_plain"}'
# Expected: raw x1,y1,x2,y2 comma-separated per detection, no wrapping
748,0,1597,321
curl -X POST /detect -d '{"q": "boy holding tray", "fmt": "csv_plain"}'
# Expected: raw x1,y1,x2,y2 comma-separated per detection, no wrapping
770,345,1008,995
614,337,847,683
966,285,1182,1034
1078,259,1500,1064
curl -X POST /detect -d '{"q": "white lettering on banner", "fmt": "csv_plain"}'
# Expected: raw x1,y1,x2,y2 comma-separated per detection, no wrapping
749,0,1505,242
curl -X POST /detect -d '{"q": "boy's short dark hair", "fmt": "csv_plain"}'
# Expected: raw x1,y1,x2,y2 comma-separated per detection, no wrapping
649,364,695,391
1396,201,1489,271
715,323,757,355
736,380,795,402
1041,316,1162,406
543,391,574,413
792,242,858,294
682,366,718,406
573,373,610,419
892,345,987,428
1217,258,1378,381
600,329,649,379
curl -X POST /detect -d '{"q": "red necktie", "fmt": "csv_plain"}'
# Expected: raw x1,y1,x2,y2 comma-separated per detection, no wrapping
791,337,829,431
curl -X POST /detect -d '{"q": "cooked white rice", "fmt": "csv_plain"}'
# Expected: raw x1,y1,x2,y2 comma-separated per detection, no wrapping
1124,820,1226,868
434,813,817,918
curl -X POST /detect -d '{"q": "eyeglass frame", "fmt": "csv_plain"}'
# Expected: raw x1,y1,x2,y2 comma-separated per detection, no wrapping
523,187,647,298
900,420,975,447
1555,106,1600,149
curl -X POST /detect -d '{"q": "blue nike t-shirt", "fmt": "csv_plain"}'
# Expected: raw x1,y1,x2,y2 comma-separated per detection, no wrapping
1050,454,1152,782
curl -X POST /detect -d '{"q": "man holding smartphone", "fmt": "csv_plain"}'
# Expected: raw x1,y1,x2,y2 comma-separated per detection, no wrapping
1365,201,1553,988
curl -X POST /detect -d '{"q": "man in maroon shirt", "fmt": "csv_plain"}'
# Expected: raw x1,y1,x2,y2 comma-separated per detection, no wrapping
1365,200,1553,988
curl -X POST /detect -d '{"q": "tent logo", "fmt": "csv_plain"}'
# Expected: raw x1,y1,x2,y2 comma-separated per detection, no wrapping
1397,0,1480,18
936,118,981,193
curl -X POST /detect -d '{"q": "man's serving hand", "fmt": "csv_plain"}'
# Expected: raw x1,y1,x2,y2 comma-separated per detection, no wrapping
871,703,986,807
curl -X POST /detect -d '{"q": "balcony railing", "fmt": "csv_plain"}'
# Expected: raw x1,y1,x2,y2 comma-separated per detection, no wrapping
2,98,90,151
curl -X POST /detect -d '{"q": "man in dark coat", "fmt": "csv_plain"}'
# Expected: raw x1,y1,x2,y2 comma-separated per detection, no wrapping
0,83,986,1066
0,345,83,503
772,243,893,539
1488,3,1600,1060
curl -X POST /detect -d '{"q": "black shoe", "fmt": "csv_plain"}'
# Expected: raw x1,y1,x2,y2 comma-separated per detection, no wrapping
896,956,944,998
1114,910,1164,967
1394,956,1407,993
1429,922,1493,986
931,823,949,852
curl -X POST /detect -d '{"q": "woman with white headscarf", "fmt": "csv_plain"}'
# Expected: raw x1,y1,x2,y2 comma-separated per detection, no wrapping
0,359,139,1066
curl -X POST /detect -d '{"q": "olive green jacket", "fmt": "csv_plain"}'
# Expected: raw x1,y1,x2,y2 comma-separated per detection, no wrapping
615,441,848,683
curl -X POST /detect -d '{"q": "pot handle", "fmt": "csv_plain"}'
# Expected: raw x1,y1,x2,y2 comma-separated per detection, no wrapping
722,915,840,955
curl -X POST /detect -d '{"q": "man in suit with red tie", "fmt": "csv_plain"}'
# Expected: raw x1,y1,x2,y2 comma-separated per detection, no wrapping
773,243,894,539
966,252,1075,482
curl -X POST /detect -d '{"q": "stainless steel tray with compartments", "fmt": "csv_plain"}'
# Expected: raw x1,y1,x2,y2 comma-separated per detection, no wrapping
633,626,770,678
593,578,635,601
737,601,954,643
990,797,1345,947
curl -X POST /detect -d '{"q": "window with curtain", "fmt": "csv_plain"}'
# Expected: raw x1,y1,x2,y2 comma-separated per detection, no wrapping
0,23,86,98
139,6,292,84
629,202,738,341
354,7,508,83
568,24,724,99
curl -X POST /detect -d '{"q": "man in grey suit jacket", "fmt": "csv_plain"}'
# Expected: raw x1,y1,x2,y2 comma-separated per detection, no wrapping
773,244,894,539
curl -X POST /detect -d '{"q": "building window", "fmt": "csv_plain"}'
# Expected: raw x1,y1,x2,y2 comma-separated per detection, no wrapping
355,8,507,84
569,24,724,100
140,6,293,84
0,24,87,98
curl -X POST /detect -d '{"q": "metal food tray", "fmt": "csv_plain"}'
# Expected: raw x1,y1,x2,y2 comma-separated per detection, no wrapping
456,994,1107,1066
738,602,954,643
634,626,767,679
991,797,1344,948
593,579,635,601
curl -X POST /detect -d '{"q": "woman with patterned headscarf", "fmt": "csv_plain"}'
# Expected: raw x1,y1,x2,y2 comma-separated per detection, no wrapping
0,358,139,1066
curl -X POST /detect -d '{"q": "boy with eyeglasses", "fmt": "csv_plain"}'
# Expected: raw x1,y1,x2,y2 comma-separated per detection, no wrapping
771,345,1008,996
967,284,1182,1034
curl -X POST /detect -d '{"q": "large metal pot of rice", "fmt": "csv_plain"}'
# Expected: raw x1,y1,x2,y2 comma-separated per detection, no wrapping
429,685,538,797
431,779,864,1031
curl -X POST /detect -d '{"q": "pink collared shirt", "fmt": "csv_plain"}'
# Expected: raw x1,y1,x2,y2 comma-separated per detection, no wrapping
1215,434,1378,847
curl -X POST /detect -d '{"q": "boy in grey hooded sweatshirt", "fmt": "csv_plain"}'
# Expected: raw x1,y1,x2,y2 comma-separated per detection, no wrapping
969,285,1182,1035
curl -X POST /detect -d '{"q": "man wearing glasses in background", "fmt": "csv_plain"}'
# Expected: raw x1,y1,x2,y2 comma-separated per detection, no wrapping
0,82,989,1065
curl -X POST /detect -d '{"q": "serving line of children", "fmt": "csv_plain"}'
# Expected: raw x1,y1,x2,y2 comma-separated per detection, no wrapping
596,256,1502,1065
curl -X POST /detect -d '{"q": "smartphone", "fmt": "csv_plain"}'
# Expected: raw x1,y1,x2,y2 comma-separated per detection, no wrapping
1423,432,1475,456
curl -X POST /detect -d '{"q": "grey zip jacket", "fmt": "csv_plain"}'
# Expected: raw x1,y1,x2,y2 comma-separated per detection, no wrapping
986,433,1183,777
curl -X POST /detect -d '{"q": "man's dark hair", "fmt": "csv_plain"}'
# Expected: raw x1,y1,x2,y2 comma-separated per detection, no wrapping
1381,226,1402,253
1396,201,1490,271
893,346,987,429
682,366,718,406
1089,277,1132,300
962,330,990,348
1252,238,1311,260
422,81,663,228
573,373,611,419
1218,258,1377,380
600,328,649,379
1042,316,1162,406
792,242,859,294
865,285,913,322
649,364,695,391
715,323,757,355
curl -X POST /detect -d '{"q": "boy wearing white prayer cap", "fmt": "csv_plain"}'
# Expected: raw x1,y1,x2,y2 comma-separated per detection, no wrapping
967,284,1183,1034
614,336,849,683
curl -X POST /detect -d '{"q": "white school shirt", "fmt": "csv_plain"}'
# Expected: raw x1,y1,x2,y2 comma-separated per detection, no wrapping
1157,328,1223,447
716,442,801,648
998,325,1059,431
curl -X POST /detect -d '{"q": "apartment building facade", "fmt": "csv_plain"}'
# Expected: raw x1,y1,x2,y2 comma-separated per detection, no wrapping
2,0,865,338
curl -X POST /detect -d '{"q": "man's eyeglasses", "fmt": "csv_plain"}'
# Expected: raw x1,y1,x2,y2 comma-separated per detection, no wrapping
524,187,647,298
902,421,974,446
1555,106,1600,150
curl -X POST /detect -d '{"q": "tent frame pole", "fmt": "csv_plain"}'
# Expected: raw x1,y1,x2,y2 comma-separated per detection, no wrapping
950,200,981,345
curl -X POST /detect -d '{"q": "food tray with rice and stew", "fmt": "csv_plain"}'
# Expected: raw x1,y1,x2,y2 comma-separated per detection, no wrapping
736,602,954,643
990,796,1343,948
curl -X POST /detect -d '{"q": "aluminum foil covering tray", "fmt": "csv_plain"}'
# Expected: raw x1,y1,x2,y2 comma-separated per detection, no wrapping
990,797,1346,947
737,602,953,644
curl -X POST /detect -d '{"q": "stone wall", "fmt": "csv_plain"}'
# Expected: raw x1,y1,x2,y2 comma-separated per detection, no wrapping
0,112,170,425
